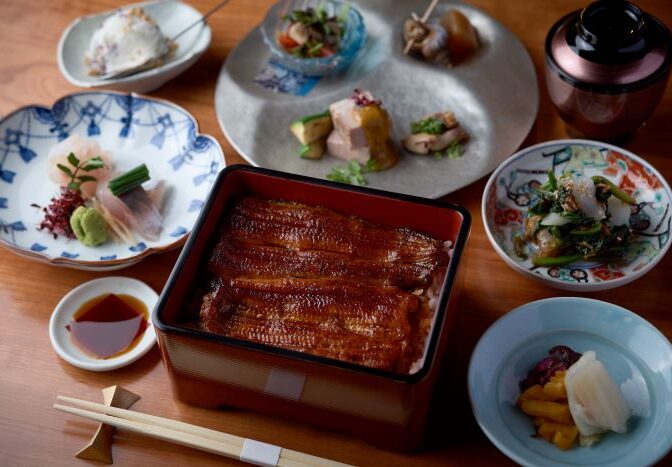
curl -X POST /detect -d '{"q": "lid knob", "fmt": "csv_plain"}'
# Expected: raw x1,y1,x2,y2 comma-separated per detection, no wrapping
568,0,650,63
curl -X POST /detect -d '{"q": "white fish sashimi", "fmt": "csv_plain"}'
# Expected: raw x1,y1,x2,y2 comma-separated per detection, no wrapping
96,178,164,242
47,134,113,199
570,176,606,220
565,351,631,436
119,187,163,241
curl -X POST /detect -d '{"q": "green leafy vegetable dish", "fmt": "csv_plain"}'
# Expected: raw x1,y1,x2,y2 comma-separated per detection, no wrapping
278,5,349,58
518,171,636,267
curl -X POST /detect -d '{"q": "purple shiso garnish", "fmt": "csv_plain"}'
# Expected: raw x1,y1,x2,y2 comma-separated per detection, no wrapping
351,89,381,107
519,345,582,391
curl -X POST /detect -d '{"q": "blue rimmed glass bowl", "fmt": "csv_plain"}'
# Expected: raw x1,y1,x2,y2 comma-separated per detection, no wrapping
260,0,367,76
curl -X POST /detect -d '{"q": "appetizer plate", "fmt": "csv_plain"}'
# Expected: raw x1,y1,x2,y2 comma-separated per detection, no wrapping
58,0,212,93
215,0,538,198
0,91,224,271
49,277,158,371
468,297,672,467
482,139,672,291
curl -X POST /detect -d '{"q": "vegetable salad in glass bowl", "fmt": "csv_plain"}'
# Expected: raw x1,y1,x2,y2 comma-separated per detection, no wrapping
261,0,367,76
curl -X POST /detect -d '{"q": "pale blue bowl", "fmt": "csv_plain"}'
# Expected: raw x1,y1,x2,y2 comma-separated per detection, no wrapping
468,297,672,467
260,0,367,76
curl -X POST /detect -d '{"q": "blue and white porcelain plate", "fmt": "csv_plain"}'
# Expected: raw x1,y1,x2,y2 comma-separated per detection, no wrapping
468,297,672,467
0,91,224,270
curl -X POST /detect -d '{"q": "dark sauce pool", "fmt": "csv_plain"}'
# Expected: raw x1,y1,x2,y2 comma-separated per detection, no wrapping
66,293,148,359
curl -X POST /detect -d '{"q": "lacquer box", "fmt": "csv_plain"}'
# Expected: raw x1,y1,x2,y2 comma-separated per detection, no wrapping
153,165,471,451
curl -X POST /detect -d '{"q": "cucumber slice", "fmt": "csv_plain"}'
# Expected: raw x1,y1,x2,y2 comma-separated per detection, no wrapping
290,111,333,144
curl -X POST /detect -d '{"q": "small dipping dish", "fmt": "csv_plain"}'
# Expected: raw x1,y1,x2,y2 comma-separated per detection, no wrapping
49,277,158,371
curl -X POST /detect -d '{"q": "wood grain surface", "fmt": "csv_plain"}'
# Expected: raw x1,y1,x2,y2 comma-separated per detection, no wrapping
1,1,671,466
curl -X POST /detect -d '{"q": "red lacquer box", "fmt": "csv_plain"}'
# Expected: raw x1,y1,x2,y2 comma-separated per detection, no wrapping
153,165,471,451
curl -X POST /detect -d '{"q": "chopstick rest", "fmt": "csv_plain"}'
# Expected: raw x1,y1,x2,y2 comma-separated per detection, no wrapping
75,385,140,464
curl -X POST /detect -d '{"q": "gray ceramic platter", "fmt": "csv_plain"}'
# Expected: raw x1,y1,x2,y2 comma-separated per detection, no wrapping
215,0,538,198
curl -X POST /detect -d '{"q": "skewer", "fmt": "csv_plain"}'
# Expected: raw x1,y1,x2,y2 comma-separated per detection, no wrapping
403,0,440,55
55,396,351,467
171,0,231,42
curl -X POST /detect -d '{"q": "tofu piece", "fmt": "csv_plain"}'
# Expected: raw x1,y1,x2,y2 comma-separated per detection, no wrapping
327,130,370,164
329,98,368,149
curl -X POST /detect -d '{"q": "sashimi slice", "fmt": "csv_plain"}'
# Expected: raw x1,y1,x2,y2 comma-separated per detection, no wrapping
47,134,113,199
565,351,631,436
120,187,163,241
96,179,163,242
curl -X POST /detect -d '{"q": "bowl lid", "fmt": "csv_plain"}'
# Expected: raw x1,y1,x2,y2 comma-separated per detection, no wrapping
573,0,650,65
548,1,671,86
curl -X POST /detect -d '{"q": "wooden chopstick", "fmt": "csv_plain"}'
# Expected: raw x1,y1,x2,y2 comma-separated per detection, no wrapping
54,404,242,459
403,0,440,55
54,397,351,467
57,395,242,447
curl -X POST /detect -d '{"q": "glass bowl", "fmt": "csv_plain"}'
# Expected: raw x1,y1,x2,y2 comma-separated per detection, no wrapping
260,0,367,77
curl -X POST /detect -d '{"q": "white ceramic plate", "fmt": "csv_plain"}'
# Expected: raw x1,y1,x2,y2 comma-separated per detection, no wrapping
215,0,538,198
0,91,224,270
49,277,159,372
58,0,212,93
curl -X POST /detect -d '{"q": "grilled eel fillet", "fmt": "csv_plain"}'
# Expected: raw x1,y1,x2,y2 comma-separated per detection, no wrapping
201,277,422,371
200,197,448,372
209,236,437,289
211,197,448,288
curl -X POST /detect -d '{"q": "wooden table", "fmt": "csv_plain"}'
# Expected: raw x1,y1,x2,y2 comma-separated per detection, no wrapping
1,1,671,465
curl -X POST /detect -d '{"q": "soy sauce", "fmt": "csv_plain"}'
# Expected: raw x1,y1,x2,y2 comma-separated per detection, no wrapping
66,293,148,359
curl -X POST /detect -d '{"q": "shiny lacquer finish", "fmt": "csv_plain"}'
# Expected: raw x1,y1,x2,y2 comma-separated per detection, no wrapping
545,1,672,139
153,165,471,451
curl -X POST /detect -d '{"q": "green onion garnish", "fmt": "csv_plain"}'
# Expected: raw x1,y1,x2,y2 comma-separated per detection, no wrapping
108,164,150,197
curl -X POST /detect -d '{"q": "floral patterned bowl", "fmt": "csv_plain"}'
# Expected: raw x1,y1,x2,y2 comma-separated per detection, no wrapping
482,139,672,291
0,91,224,271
